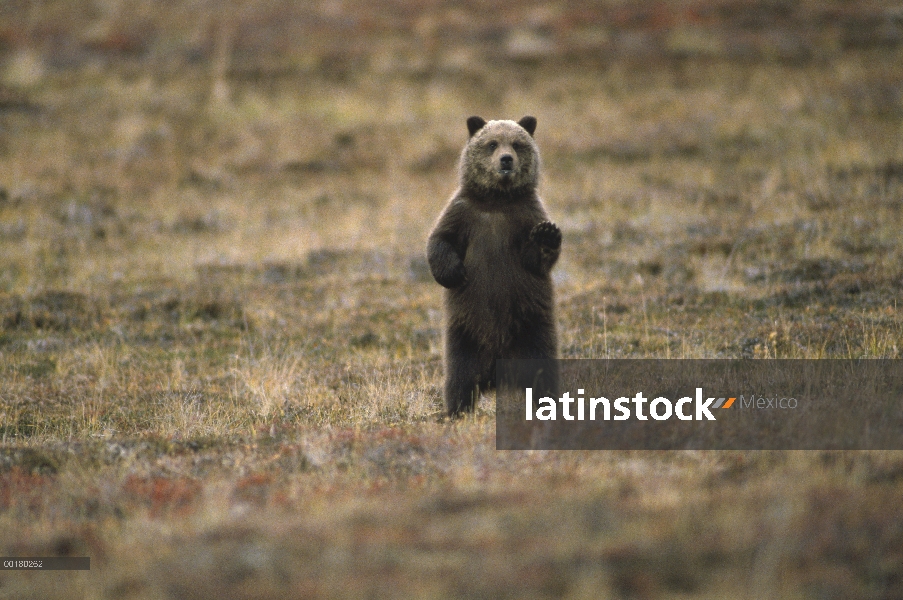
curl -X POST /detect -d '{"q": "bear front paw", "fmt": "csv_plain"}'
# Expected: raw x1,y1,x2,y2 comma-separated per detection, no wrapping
435,261,467,289
530,221,562,249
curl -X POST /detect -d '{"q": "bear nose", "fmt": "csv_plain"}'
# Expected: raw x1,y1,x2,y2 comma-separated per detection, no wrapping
500,154,514,168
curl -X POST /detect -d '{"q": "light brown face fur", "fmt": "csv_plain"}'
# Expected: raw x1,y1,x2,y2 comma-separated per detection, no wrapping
459,119,539,196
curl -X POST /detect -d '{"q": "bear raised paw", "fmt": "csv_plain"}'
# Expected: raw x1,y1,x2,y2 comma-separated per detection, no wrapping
427,116,560,416
529,221,562,249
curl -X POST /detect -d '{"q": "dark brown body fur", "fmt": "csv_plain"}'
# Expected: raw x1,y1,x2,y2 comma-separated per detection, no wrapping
427,116,560,416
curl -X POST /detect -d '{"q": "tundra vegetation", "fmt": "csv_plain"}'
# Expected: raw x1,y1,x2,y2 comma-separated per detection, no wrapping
0,1,902,598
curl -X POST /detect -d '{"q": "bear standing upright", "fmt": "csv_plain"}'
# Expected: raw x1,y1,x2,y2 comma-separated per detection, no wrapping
427,116,561,416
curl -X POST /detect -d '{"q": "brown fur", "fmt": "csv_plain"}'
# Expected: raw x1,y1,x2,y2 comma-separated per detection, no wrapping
427,116,560,416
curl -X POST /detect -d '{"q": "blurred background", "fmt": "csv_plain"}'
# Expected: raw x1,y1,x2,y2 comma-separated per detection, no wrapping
2,0,902,294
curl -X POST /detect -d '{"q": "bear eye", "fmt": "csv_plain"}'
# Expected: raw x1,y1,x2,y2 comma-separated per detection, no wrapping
486,141,498,151
512,142,525,152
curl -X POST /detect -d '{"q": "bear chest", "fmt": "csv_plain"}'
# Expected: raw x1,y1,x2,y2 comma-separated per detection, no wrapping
465,213,521,274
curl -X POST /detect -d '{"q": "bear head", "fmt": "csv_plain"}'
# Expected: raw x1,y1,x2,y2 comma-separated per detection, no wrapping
459,116,539,198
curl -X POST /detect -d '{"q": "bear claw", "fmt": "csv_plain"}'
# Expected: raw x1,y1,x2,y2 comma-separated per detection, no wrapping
530,221,562,249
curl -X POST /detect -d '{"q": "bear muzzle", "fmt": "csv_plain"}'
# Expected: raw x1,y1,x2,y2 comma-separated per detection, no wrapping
499,153,515,175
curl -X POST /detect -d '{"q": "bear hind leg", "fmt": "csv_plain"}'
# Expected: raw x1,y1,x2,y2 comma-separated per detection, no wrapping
444,328,484,416
507,326,559,399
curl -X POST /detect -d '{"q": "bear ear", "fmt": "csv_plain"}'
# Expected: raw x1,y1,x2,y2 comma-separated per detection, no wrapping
518,116,537,137
466,116,487,137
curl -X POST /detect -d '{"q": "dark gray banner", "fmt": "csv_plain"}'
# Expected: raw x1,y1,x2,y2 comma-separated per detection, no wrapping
496,360,903,450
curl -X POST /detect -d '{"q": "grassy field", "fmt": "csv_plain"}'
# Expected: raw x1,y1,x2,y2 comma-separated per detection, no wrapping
1,1,903,598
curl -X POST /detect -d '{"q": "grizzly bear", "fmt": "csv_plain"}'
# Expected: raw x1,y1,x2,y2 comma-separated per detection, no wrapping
427,116,560,416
